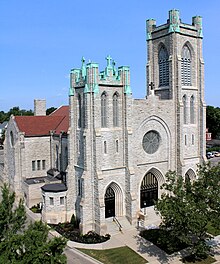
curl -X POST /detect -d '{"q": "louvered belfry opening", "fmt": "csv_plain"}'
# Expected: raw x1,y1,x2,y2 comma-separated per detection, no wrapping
140,172,158,208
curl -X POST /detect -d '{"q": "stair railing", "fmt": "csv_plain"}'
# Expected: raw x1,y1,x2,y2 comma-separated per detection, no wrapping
113,216,122,232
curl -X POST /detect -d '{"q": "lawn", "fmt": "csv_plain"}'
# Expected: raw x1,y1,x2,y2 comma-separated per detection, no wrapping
78,246,148,264
206,222,220,236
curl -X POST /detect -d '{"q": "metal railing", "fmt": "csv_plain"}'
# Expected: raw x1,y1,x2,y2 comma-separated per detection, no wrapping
113,216,122,232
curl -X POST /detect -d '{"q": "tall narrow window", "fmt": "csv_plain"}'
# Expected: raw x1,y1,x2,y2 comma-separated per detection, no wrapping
158,45,169,87
185,135,187,146
60,197,65,205
37,160,41,170
183,95,187,124
190,95,195,124
181,45,191,86
101,92,107,127
116,140,119,153
32,161,36,171
49,197,54,206
113,93,119,127
82,94,86,128
56,145,59,169
64,147,68,170
42,160,46,170
104,141,107,154
78,94,82,128
192,134,195,145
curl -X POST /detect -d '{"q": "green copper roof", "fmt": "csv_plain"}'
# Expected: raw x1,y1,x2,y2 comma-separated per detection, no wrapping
168,9,180,33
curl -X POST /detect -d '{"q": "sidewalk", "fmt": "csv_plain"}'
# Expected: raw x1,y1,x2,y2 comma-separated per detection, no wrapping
25,207,220,263
66,228,220,264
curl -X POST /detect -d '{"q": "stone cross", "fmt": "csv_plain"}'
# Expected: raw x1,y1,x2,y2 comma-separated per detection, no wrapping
149,82,154,90
106,55,112,67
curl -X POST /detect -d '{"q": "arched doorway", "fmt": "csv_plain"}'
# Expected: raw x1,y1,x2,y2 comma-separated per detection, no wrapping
185,169,196,182
105,186,115,218
104,182,123,218
140,172,158,208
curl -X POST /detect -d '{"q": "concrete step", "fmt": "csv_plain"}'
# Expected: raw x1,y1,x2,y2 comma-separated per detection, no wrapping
105,216,133,235
105,217,120,235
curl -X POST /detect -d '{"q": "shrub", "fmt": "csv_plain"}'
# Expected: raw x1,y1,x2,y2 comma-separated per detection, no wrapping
30,204,42,213
49,223,110,244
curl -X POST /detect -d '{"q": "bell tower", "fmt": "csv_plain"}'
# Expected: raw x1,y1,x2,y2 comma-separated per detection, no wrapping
146,9,206,174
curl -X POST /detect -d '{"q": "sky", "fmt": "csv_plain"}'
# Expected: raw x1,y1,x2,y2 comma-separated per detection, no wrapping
0,0,220,112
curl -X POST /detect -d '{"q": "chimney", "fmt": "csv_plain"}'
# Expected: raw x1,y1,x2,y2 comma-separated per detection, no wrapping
34,99,46,116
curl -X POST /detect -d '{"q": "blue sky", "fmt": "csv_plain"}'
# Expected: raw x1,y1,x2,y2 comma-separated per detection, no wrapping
0,0,219,111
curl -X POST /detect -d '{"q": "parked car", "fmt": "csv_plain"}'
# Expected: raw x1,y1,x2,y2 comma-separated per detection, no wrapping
215,152,220,157
207,152,214,159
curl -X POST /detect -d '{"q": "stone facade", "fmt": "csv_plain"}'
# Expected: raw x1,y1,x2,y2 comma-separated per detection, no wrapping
66,9,206,234
2,9,206,235
3,107,69,207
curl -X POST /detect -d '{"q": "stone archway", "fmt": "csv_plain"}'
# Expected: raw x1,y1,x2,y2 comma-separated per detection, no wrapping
140,172,158,208
140,168,164,209
104,182,123,218
185,168,196,181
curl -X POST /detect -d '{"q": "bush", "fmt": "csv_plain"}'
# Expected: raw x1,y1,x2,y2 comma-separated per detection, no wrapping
30,204,42,213
49,223,110,244
70,214,79,228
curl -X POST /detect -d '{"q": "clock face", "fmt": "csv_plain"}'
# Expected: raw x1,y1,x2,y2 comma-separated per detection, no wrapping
142,130,160,154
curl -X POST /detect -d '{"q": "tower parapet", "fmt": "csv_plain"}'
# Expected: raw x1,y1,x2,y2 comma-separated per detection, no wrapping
69,56,131,95
146,9,203,39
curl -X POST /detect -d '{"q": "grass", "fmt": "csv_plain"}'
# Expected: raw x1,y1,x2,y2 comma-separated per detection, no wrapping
78,246,148,264
206,222,220,236
182,255,216,263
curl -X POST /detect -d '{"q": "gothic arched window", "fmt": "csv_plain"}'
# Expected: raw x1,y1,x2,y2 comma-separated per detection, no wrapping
116,140,119,153
190,95,195,124
101,92,107,127
78,94,82,128
158,46,169,87
183,95,187,124
181,45,191,86
113,92,119,127
104,141,107,154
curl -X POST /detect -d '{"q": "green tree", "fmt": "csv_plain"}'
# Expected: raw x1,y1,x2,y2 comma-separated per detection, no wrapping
0,111,7,123
46,107,57,115
206,105,220,139
0,184,67,263
155,165,220,260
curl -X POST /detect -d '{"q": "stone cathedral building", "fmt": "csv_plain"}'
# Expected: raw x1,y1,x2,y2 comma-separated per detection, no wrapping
3,9,206,235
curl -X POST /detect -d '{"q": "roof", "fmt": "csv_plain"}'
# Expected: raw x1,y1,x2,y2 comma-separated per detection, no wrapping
41,183,67,193
49,106,69,134
14,106,69,136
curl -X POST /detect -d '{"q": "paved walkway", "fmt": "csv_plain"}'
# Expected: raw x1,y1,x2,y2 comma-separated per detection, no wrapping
65,228,220,264
26,208,220,263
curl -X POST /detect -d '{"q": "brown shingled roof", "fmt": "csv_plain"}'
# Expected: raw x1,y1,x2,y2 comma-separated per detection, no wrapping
14,106,69,136
50,106,69,134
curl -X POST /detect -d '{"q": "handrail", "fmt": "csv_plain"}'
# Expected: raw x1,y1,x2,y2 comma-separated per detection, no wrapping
113,216,122,231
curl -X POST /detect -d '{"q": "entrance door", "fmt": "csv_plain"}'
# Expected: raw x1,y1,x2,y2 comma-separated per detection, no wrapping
140,172,158,208
105,187,115,218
